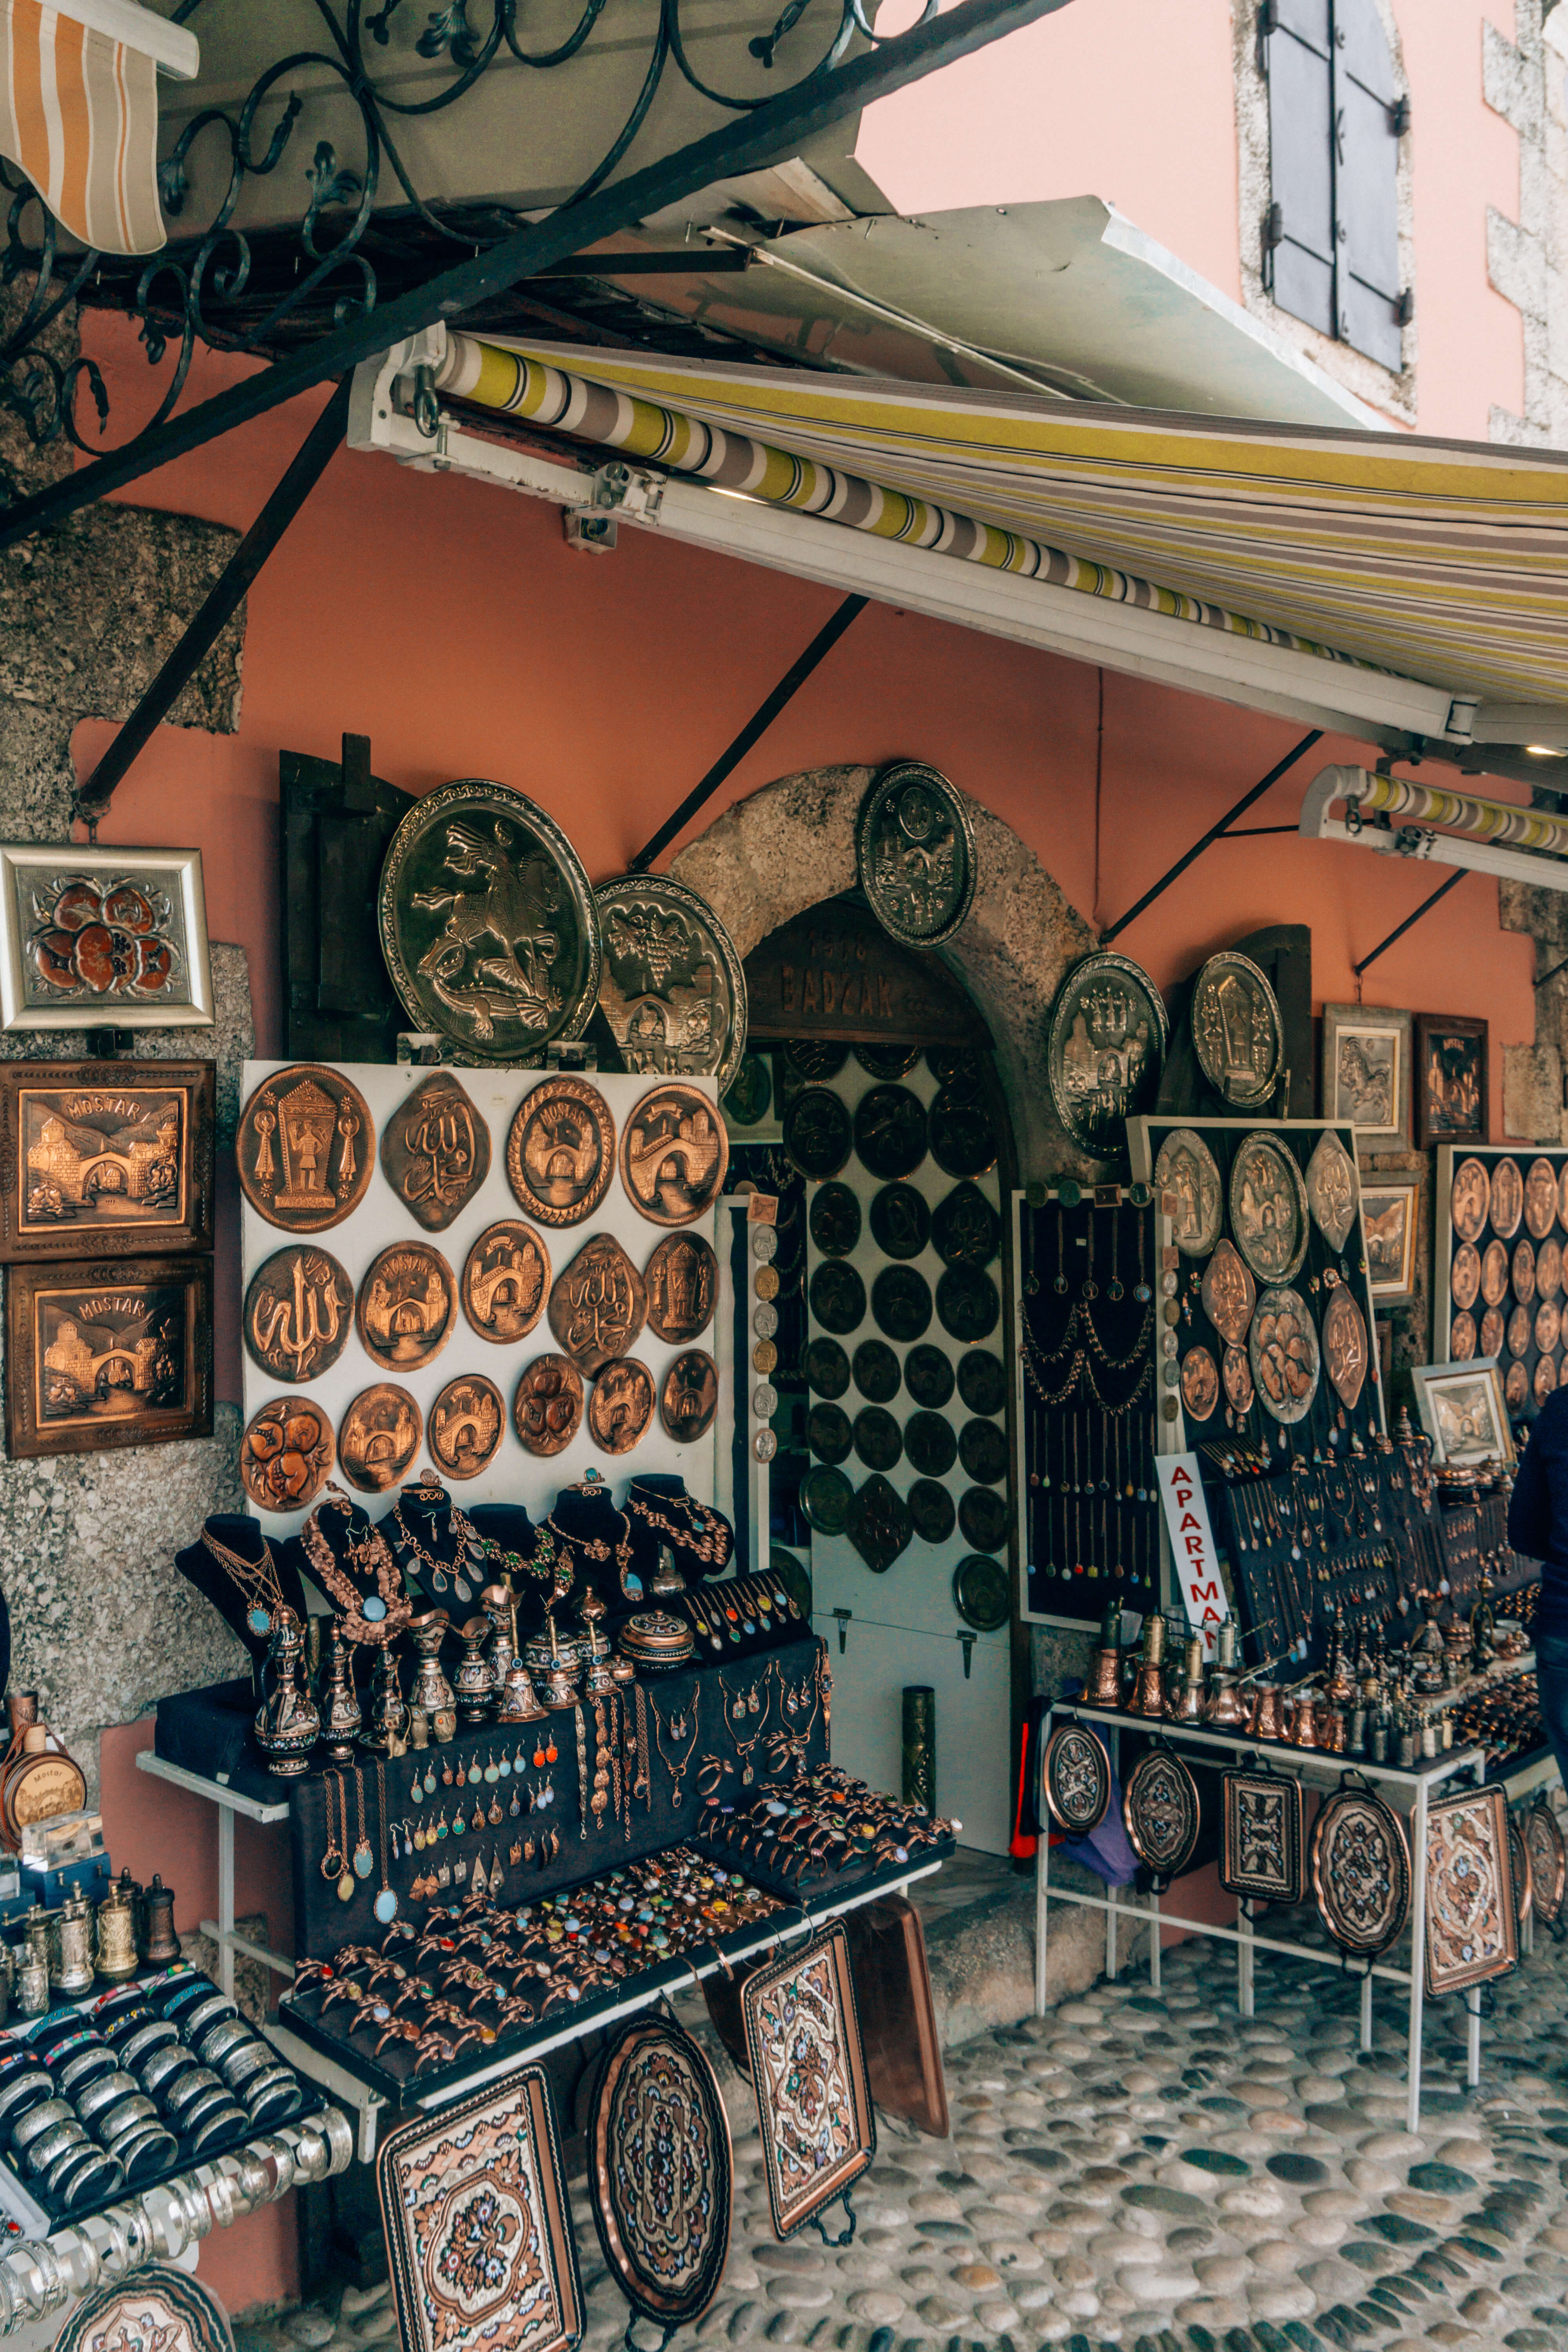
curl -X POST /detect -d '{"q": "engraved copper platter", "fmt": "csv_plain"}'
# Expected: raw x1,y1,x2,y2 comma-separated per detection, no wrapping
1229,1132,1308,1285
620,1083,728,1227
1424,1785,1517,1996
237,1065,372,1234
378,779,601,1060
1508,1303,1532,1358
243,1245,352,1384
1122,1748,1200,1883
907,1346,955,1409
853,1085,928,1181
1249,1285,1320,1424
588,1358,655,1454
507,1075,615,1228
740,1926,876,2241
513,1354,583,1455
1305,1129,1359,1254
800,1464,852,1535
1046,949,1168,1158
854,1405,902,1472
1223,1345,1254,1416
953,1552,1008,1630
1513,1238,1537,1305
1537,1352,1558,1404
1450,1311,1478,1361
809,1183,860,1257
1155,1127,1224,1256
931,1182,1000,1269
356,1241,457,1374
593,871,748,1096
1200,1240,1256,1346
379,1071,490,1232
1042,1722,1111,1834
661,1349,719,1444
240,1396,333,1512
419,1372,502,1480
1506,1359,1528,1410
587,2016,732,2332
1480,1240,1509,1308
548,1234,647,1376
1524,1800,1566,1927
646,1232,717,1343
909,1480,955,1544
1540,1236,1563,1300
853,1339,900,1402
1322,1284,1370,1413
1191,951,1283,1108
338,1383,423,1492
1491,1156,1524,1240
1310,1782,1411,1958
1181,1346,1219,1421
461,1220,549,1344
1525,1156,1559,1241
855,761,976,948
1450,1243,1481,1312
1537,1298,1562,1356
957,1352,1004,1414
872,1264,933,1343
1450,1156,1491,1245
1480,1307,1503,1357
928,1080,997,1180
806,1338,849,1398
1220,1767,1305,1904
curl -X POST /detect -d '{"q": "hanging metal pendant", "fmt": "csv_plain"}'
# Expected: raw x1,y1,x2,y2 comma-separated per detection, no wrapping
1122,1748,1200,1884
353,1838,374,1880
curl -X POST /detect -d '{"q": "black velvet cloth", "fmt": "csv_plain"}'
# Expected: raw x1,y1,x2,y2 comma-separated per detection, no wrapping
174,1517,310,1696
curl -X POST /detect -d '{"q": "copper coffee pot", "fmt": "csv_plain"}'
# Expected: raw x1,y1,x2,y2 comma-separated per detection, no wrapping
1125,1613,1167,1718
1085,1601,1125,1709
1287,1687,1320,1749
1167,1634,1207,1724
1250,1684,1285,1740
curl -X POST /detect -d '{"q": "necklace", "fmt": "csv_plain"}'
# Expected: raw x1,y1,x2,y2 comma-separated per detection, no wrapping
373,1760,398,1925
650,1689,701,1805
200,1521,287,1639
546,1510,634,1595
350,1766,373,1883
392,1477,483,1605
626,1488,730,1566
319,1775,347,1886
303,1488,407,1647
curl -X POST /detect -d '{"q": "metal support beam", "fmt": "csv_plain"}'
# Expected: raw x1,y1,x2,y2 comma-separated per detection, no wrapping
629,593,867,871
532,250,752,276
1099,731,1323,945
1352,868,1467,978
0,0,1072,554
76,378,352,821
1536,951,1568,991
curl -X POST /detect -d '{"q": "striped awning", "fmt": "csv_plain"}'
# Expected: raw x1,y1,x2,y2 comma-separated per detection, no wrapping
437,334,1568,722
0,0,198,257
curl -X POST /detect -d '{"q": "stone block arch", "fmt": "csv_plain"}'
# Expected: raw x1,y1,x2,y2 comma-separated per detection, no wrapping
668,763,1097,1178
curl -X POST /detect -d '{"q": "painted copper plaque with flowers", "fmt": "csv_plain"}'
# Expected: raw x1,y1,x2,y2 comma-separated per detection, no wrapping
1221,1767,1305,1904
740,1925,875,2242
586,2016,732,2334
1310,1783,1410,1959
0,845,213,1032
1424,1785,1517,1997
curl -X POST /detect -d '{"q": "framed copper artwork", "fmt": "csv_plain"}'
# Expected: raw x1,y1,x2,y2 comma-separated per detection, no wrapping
1361,1174,1420,1303
0,1059,215,1260
4,1254,212,1458
740,1925,875,2243
1410,1357,1515,1470
1414,1014,1487,1151
1424,1784,1517,1997
376,2063,583,2352
586,2016,732,2337
0,844,214,1033
842,1892,950,2138
1220,1766,1305,1904
1321,1002,1411,1146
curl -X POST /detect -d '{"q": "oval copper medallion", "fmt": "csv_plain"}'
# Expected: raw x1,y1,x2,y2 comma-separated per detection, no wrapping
240,1396,334,1512
1451,1243,1482,1312
1539,1298,1563,1355
461,1220,549,1343
661,1349,719,1444
1223,1344,1254,1416
1525,1800,1567,1926
338,1384,422,1492
1310,1784,1410,1958
243,1245,352,1384
1479,1306,1504,1358
1200,1240,1256,1347
548,1233,647,1376
1450,1156,1491,1244
356,1241,458,1372
1513,1238,1537,1306
237,1064,373,1234
1526,1156,1559,1241
513,1353,584,1455
1560,1161,1568,1232
1450,1311,1477,1360
428,1374,505,1479
507,1075,615,1227
1540,1236,1564,1301
1506,1359,1529,1409
1322,1284,1369,1413
1181,1346,1220,1421
1043,1723,1112,1834
1479,1240,1509,1308
1536,1352,1559,1405
1249,1286,1320,1423
587,2017,733,2335
379,1071,490,1231
1508,1303,1533,1358
621,1083,729,1226
1491,1156,1524,1239
588,1357,655,1454
1122,1749,1200,1878
645,1232,717,1343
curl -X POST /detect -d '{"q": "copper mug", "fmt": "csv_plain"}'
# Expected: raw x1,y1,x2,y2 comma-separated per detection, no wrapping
1287,1692,1319,1750
1250,1684,1285,1740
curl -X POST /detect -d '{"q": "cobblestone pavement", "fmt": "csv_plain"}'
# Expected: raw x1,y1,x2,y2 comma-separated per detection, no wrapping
252,1935,1568,2352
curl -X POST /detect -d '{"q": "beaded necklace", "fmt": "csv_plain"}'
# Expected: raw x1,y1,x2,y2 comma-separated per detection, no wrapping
199,1520,287,1638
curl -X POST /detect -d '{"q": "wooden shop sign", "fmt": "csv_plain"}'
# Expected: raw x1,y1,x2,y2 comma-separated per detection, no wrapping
744,902,985,1046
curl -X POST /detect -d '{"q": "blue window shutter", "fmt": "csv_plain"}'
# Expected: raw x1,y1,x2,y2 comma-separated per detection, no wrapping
1265,5,1335,338
1334,0,1404,368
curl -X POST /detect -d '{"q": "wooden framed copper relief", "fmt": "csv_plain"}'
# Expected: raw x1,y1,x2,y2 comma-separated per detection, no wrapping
1424,1785,1517,1997
0,1059,214,1260
740,1926,875,2243
4,1254,212,1457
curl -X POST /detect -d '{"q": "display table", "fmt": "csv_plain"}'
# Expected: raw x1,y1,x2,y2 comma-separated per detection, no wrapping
134,1751,293,2002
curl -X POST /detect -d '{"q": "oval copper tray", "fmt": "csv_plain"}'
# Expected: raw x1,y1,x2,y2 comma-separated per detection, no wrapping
1309,1782,1411,1958
1042,1722,1112,1835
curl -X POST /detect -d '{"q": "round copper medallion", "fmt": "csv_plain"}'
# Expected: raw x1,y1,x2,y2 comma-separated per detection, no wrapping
1513,1238,1537,1306
356,1242,458,1373
1200,1241,1256,1347
1042,1722,1112,1834
1450,1312,1477,1361
1491,1156,1524,1239
240,1397,334,1512
1479,1241,1509,1308
461,1220,550,1343
1524,1800,1567,1927
1525,1156,1559,1241
1249,1286,1320,1424
513,1353,584,1455
661,1350,719,1444
428,1374,505,1479
1535,1352,1558,1405
1450,1157,1491,1245
1223,1345,1254,1416
586,2016,733,2336
337,1384,423,1492
1180,1347,1220,1421
1508,1303,1533,1358
1506,1360,1529,1410
506,1076,615,1227
1537,1298,1562,1356
621,1083,729,1226
237,1065,373,1234
588,1358,655,1454
1310,1783,1411,1958
1122,1749,1201,1880
243,1246,353,1384
1560,1161,1568,1232
1539,1236,1563,1300
645,1232,718,1343
1479,1308,1504,1359
1451,1243,1481,1312
379,1071,490,1231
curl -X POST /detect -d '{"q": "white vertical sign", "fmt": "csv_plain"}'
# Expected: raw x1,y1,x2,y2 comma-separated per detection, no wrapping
1155,1451,1229,1660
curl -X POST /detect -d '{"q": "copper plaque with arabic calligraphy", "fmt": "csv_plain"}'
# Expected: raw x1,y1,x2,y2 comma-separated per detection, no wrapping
244,1245,352,1384
379,1071,490,1232
548,1234,647,1377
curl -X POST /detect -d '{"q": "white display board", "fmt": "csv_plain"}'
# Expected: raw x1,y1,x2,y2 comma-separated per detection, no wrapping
238,1062,725,1538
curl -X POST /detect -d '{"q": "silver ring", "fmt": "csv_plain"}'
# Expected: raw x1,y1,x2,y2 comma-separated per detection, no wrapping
99,2094,158,2144
26,2119,88,2176
75,2072,139,2127
180,1994,237,2045
11,2097,74,2150
196,2018,253,2069
162,2065,222,2116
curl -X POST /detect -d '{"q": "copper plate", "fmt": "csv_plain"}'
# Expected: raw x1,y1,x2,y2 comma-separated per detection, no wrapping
240,1397,333,1512
1045,948,1168,1157
1525,1156,1559,1241
1450,1157,1491,1245
809,1183,860,1258
853,1086,928,1181
1450,1243,1481,1312
243,1246,352,1384
1479,1240,1509,1307
1506,1360,1528,1409
1479,1308,1503,1358
1524,1800,1566,1926
645,1232,718,1343
548,1234,647,1376
868,1181,930,1262
1539,1236,1563,1300
1450,1311,1478,1361
1560,1161,1568,1232
1223,1345,1254,1415
1536,1352,1558,1405
931,1182,1000,1269
506,1075,615,1228
355,1241,457,1374
1425,1785,1517,1996
1304,1128,1359,1254
1154,1127,1223,1258
588,1358,655,1455
784,1090,852,1180
1229,1131,1308,1285
1322,1284,1370,1414
621,1083,728,1227
1200,1240,1256,1347
1509,1816,1533,1930
593,871,748,1097
1310,1782,1411,1958
800,1465,853,1535
1508,1303,1533,1358
1491,1156,1524,1239
461,1219,549,1343
1220,1767,1306,1904
855,761,976,948
1122,1748,1201,1881
1537,1298,1562,1355
1190,950,1282,1108
661,1349,719,1444
1513,1237,1537,1306
841,1895,950,2139
740,1926,876,2241
428,1374,504,1480
908,1479,955,1545
586,2016,733,2332
1042,1722,1111,1833
1180,1347,1220,1421
853,1339,900,1403
1249,1285,1320,1424
338,1384,423,1492
513,1353,584,1455
237,1065,372,1234
378,1071,490,1232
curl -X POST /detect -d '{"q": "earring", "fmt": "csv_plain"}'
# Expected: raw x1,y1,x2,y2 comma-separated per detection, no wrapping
484,1751,500,1784
532,1740,547,1769
524,1837,536,1862
488,1794,503,1826
434,1809,449,1842
441,1757,454,1785
454,1857,468,1883
510,1785,521,1817
545,1736,558,1765
509,1840,522,1867
453,1804,466,1836
497,1748,512,1779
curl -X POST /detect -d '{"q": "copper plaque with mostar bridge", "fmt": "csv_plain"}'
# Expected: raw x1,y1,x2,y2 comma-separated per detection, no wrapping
740,1926,875,2242
356,1242,457,1374
461,1220,549,1344
1310,1782,1410,1958
1042,1722,1111,1834
506,1076,615,1229
619,1083,728,1227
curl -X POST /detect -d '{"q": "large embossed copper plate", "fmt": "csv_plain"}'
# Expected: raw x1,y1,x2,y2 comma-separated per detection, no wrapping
1491,1156,1524,1240
244,1246,352,1384
1190,950,1281,1108
1223,1344,1254,1416
1046,949,1168,1158
1200,1240,1256,1347
377,2062,582,2352
740,1926,875,2241
507,1076,615,1229
1322,1283,1369,1413
237,1065,373,1234
1450,1156,1491,1245
1305,1128,1359,1254
1230,1132,1308,1285
1153,1129,1222,1258
620,1082,729,1227
1221,1768,1305,1904
379,1071,490,1231
1249,1285,1320,1424
593,871,747,1097
1042,1722,1111,1834
855,761,976,949
1508,1303,1532,1359
378,779,601,1061
1506,1359,1529,1410
587,2016,732,2333
1424,1785,1517,1996
1122,1748,1200,1882
1310,1782,1410,1958
1537,1298,1562,1356
1524,1800,1566,1927
1526,1156,1559,1241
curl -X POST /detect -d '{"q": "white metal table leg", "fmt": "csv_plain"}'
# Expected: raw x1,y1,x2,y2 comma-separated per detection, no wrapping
1406,1780,1428,2134
218,1804,235,2003
1149,1890,1161,1992
1238,1899,1254,2018
1107,1882,1119,1982
1466,1986,1481,2089
1035,1772,1050,2017
1360,1971,1374,2053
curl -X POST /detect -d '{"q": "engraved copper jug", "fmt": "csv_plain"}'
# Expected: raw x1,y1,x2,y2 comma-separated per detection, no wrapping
1250,1684,1285,1741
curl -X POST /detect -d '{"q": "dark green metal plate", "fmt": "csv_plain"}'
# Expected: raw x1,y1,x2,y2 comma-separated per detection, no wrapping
806,1402,853,1465
800,1465,853,1535
871,1264,933,1342
851,1339,900,1403
958,1486,1008,1552
853,1406,903,1472
929,1085,998,1180
937,1265,1000,1343
854,1085,929,1180
809,1181,861,1258
785,1089,853,1180
906,1345,956,1410
805,1338,850,1399
932,1182,1000,1269
953,1553,1010,1633
959,1418,1008,1485
956,1352,1006,1416
907,1479,956,1545
809,1260,866,1335
868,1182,931,1261
905,1410,958,1478
846,1473,912,1573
